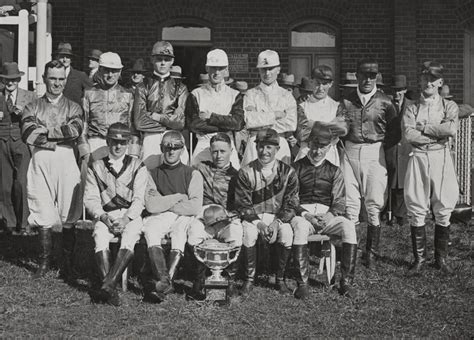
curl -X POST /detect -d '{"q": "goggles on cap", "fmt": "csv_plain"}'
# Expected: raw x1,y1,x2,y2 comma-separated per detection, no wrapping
161,142,184,151
152,55,173,62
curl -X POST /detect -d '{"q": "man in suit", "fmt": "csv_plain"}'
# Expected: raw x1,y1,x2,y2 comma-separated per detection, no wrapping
54,42,92,105
0,62,36,235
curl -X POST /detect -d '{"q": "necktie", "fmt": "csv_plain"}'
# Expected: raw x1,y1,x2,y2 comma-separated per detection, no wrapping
6,94,13,112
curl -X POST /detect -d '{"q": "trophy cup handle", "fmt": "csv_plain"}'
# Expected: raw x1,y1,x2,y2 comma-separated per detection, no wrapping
227,246,241,265
193,247,207,264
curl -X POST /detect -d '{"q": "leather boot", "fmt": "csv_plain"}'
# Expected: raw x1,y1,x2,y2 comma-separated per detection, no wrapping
188,254,207,301
148,246,171,297
363,224,380,268
434,225,453,275
33,227,52,279
241,245,256,296
275,244,291,295
95,250,111,281
407,226,426,276
99,249,134,306
293,244,310,299
339,243,357,298
226,261,239,298
60,227,77,282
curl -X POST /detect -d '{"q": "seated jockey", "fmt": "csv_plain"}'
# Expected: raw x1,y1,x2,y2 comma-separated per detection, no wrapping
84,122,148,306
142,130,203,303
291,121,358,299
187,132,243,299
235,128,299,296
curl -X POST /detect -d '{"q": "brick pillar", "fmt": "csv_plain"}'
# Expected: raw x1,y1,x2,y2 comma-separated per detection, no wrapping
393,0,418,88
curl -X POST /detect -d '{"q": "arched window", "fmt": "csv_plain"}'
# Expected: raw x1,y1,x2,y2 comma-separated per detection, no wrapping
160,19,213,89
288,20,340,98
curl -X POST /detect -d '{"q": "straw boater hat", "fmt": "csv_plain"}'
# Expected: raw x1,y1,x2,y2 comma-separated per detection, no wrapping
0,62,25,79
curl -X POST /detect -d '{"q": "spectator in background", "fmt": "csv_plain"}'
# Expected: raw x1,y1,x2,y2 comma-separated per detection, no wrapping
129,58,147,92
87,49,102,83
54,42,92,105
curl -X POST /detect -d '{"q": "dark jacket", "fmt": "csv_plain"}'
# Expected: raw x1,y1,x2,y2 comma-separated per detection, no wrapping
63,67,92,105
0,88,36,140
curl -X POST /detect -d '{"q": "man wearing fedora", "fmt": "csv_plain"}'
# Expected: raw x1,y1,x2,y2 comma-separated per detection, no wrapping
235,128,299,295
54,42,92,105
403,61,459,275
291,121,357,299
21,60,87,281
84,122,148,306
133,41,189,169
0,62,36,235
241,50,297,167
384,74,412,227
87,49,102,83
340,59,399,269
82,52,138,162
186,48,244,169
294,66,346,166
128,58,147,92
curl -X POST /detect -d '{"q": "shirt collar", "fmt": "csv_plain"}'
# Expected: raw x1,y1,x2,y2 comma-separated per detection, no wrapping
153,71,170,80
357,85,377,105
45,93,63,104
6,88,17,101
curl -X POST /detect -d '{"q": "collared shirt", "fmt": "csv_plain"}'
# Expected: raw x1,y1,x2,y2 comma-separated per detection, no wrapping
153,71,170,79
45,93,63,105
357,85,377,106
65,66,71,78
6,89,17,105
108,153,126,173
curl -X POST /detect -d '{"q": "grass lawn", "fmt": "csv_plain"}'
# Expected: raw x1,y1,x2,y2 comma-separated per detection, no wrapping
0,221,472,338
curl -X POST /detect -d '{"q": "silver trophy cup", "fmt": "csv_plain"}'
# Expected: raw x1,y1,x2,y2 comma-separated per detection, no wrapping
194,241,240,303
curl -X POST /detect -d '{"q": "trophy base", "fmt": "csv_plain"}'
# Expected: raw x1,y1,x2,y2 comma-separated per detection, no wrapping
205,279,229,305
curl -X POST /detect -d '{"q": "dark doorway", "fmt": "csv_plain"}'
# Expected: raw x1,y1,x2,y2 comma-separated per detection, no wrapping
173,46,210,91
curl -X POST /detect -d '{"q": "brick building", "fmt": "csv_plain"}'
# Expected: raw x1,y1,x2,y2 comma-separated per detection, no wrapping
51,0,474,104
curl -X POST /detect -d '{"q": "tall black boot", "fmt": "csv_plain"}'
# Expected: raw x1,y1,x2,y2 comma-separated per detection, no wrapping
407,226,426,276
293,244,310,299
99,249,134,306
148,246,171,297
188,251,207,301
60,227,77,282
275,244,291,295
241,245,256,295
363,224,380,268
95,250,111,281
339,243,357,298
33,227,52,279
225,261,239,298
434,225,453,275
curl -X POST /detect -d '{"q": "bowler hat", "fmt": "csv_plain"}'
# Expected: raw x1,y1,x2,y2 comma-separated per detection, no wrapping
151,41,174,58
131,58,147,73
87,49,102,61
280,73,295,88
0,62,24,79
255,128,279,146
298,77,317,92
107,122,131,141
54,42,75,56
257,50,280,68
99,52,123,69
312,65,333,81
392,75,407,90
422,61,443,79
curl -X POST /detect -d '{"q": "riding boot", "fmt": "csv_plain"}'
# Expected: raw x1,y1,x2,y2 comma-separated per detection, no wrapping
434,224,453,275
188,253,207,301
275,244,291,295
226,261,239,298
33,227,52,279
407,226,426,276
99,249,134,306
241,245,256,295
339,243,357,298
293,244,310,299
95,250,111,281
363,224,380,268
60,227,77,282
148,246,171,297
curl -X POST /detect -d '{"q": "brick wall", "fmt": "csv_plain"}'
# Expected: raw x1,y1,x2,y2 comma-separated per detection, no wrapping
49,0,466,97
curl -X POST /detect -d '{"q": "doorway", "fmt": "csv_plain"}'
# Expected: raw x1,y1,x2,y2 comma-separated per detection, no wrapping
173,46,210,90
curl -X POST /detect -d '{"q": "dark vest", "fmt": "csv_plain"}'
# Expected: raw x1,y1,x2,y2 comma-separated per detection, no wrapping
150,162,194,195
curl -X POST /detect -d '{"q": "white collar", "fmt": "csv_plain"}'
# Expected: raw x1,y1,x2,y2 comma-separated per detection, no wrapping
154,71,170,79
357,85,377,105
45,93,63,104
